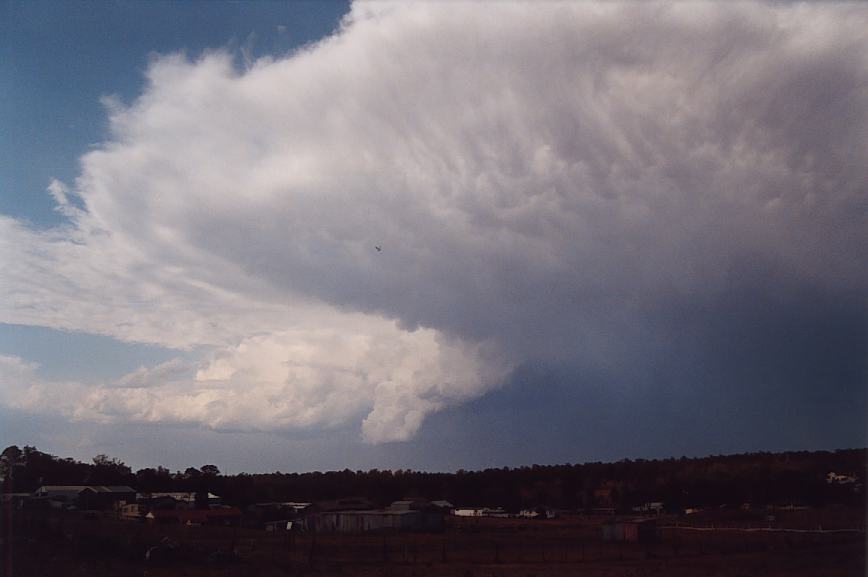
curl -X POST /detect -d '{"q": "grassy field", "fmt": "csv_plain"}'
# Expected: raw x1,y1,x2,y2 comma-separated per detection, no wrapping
3,508,864,577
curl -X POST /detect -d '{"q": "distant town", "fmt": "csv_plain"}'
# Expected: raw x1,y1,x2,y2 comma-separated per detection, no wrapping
1,446,864,576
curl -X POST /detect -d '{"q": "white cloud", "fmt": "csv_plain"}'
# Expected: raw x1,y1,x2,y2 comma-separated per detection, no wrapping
47,179,69,207
46,179,82,219
1,2,866,442
111,358,191,388
0,326,505,442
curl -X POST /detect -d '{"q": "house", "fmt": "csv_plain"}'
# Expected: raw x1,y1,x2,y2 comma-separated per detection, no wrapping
120,502,146,520
601,518,657,543
136,494,180,512
33,485,88,502
80,486,137,510
32,485,136,510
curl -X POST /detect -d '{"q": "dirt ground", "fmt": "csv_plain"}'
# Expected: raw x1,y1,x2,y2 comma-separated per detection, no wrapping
2,508,864,577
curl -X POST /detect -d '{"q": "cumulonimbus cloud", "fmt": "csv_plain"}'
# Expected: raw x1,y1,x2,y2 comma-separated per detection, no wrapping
1,2,865,442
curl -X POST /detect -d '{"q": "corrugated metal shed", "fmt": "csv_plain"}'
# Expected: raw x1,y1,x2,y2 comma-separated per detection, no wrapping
305,509,444,533
601,518,657,543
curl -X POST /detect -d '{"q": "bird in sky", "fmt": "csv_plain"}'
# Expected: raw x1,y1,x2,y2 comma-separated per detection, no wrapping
375,245,382,252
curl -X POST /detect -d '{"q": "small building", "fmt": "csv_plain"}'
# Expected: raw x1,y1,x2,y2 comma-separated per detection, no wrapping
452,507,507,518
33,485,136,510
601,518,657,543
518,507,557,519
120,502,146,520
632,502,664,515
303,500,447,533
145,491,222,507
282,502,311,513
388,499,447,513
33,485,89,502
826,471,858,485
80,486,137,510
244,502,310,529
305,509,443,532
452,507,483,517
136,494,180,512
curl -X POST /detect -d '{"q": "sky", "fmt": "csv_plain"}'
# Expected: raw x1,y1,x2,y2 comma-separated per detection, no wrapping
0,1,865,474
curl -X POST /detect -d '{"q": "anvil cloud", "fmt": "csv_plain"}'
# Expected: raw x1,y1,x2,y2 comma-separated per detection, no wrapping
1,2,865,443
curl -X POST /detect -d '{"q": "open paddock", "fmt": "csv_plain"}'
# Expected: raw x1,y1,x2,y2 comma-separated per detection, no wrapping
3,508,863,577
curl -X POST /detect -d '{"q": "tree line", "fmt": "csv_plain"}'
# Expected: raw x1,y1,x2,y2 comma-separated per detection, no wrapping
2,445,863,511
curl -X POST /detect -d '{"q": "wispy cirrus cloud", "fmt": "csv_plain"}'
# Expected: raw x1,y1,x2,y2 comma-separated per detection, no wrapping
1,2,865,443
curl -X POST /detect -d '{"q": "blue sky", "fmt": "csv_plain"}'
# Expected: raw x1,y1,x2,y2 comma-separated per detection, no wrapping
0,0,353,467
0,1,865,474
1,1,349,227
0,0,347,384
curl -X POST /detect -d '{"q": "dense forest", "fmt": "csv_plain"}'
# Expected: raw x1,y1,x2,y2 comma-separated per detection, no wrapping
2,445,864,511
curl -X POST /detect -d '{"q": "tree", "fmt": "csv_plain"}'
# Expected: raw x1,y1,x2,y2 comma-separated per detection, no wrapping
184,467,201,479
89,454,132,484
1,445,22,471
1,445,24,490
200,464,220,477
135,466,172,491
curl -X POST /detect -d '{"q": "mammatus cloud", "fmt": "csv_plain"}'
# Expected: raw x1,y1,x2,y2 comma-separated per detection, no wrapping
1,2,866,442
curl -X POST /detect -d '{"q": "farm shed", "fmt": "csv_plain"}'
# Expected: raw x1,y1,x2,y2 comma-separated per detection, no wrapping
452,507,507,517
304,509,444,533
601,518,657,543
33,485,136,510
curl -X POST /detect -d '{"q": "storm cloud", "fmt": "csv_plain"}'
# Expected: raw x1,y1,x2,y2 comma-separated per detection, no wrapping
1,2,865,443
